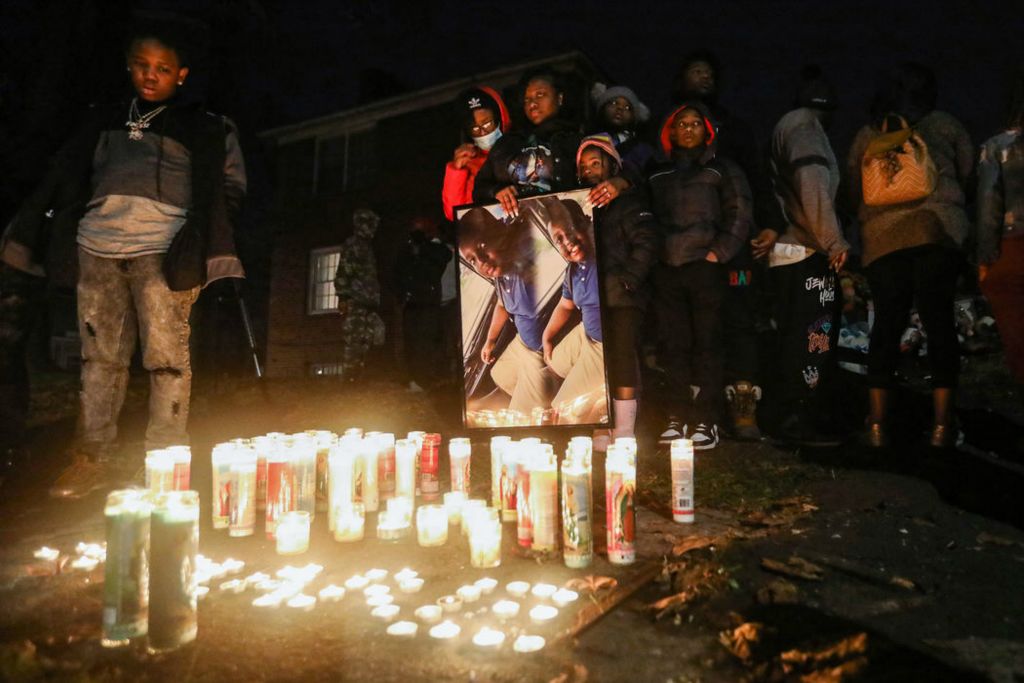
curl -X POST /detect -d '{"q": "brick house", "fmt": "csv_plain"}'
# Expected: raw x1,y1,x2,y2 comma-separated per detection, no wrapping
258,52,602,378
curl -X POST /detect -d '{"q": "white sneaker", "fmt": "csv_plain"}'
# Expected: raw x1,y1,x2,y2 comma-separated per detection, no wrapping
691,423,719,451
658,418,687,445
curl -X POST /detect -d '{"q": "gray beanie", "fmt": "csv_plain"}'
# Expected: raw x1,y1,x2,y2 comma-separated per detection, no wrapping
591,83,650,123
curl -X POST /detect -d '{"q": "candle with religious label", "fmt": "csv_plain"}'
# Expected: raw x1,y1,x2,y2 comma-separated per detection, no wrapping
516,445,534,548
328,439,358,533
229,446,257,537
251,435,272,511
670,438,695,523
416,504,448,547
394,438,417,503
148,491,199,654
605,443,637,565
561,454,592,568
264,446,293,539
276,511,310,555
308,430,335,512
499,442,519,522
145,450,174,494
210,443,237,529
468,508,501,568
529,447,558,552
407,431,425,494
490,435,511,509
360,438,379,513
290,434,317,519
375,432,396,501
448,437,471,496
333,502,365,542
165,446,191,491
102,489,152,648
419,433,441,501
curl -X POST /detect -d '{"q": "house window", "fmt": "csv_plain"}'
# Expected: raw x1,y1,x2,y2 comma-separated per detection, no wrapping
308,246,342,315
315,126,376,195
310,362,345,377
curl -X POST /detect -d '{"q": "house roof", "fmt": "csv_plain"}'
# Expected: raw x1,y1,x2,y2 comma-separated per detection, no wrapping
258,50,600,145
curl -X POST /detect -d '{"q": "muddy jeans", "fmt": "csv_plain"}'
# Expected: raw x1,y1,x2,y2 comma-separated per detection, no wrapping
77,249,199,453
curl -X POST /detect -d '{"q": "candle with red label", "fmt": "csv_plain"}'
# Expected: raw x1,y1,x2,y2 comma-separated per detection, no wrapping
419,433,441,501
448,437,471,496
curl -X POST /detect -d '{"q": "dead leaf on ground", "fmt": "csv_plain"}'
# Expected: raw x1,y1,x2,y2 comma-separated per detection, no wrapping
977,532,1024,548
781,632,869,669
719,622,764,663
564,575,617,593
756,578,799,605
548,663,588,683
672,535,720,557
799,658,869,683
648,587,699,620
761,556,825,581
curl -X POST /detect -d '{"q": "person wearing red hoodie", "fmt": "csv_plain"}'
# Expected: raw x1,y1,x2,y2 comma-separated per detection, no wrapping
441,86,511,222
649,103,753,451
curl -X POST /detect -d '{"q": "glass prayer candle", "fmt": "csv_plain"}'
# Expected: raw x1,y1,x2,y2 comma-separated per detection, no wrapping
210,443,236,529
516,447,535,547
276,511,311,555
251,435,278,511
229,447,257,537
145,450,174,494
264,446,294,539
443,491,466,526
490,436,511,509
375,432,396,501
605,444,637,565
307,429,336,512
394,438,417,503
377,497,412,541
561,457,593,568
468,508,501,568
333,502,365,542
448,437,471,496
461,499,487,538
499,442,519,522
529,451,558,552
290,434,318,519
328,439,358,533
360,438,379,513
670,438,695,523
148,491,199,654
165,446,191,491
102,489,152,648
419,433,441,501
416,504,448,547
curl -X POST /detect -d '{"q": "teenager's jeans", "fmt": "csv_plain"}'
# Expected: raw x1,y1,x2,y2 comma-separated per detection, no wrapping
77,249,199,454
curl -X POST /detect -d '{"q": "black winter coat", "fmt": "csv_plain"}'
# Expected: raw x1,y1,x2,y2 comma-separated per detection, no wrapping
472,118,582,203
594,187,660,310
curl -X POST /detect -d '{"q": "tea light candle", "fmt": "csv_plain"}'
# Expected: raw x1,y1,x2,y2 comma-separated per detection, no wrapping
254,579,282,593
252,593,282,608
416,504,449,547
275,581,303,599
414,605,443,624
371,604,400,621
367,594,395,607
443,491,466,526
71,556,99,571
318,585,346,602
456,584,481,603
364,584,391,597
33,546,60,562
76,542,106,560
429,620,461,640
473,627,505,649
276,511,311,555
399,578,424,594
345,575,370,591
387,620,418,638
492,600,520,620
195,586,210,600
468,510,502,568
531,583,557,599
219,579,245,594
460,499,487,537
437,595,463,613
333,502,365,542
474,577,498,595
529,605,558,624
287,594,317,611
552,589,579,607
222,558,245,575
513,635,546,653
245,572,270,586
365,568,389,582
393,568,418,583
506,581,531,598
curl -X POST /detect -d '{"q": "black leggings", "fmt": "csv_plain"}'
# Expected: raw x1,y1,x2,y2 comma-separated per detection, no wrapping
866,245,962,389
604,306,640,391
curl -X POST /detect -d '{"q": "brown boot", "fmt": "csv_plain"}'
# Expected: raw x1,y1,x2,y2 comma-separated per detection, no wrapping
861,388,889,448
726,381,762,441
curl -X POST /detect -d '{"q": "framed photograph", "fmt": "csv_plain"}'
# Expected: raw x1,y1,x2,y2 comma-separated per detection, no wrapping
456,188,610,430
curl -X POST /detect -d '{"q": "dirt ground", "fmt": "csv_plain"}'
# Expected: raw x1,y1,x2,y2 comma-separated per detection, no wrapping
1,361,1023,682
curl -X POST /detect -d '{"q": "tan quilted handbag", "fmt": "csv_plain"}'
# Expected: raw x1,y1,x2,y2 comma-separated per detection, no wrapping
861,115,938,206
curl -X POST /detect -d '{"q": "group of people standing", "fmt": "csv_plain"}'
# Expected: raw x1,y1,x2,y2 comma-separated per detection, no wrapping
441,53,1024,452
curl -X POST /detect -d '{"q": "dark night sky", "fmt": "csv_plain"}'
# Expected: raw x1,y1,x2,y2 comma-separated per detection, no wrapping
1,0,1022,207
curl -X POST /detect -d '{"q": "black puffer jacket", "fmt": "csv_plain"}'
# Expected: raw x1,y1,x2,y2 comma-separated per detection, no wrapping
648,101,752,266
472,117,581,202
594,187,660,309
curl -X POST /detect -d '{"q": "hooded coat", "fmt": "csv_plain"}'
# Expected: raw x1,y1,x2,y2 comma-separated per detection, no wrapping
647,102,752,266
472,116,582,203
441,86,511,221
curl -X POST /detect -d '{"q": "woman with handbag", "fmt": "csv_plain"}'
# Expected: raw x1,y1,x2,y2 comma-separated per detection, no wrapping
846,62,974,449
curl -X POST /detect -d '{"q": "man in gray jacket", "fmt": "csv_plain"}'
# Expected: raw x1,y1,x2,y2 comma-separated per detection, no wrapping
754,66,849,446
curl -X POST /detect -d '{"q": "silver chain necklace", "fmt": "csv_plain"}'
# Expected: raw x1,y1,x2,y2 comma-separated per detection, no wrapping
125,98,167,141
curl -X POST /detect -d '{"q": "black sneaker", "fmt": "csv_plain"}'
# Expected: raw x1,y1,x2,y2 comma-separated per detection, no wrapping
691,423,719,451
658,418,687,445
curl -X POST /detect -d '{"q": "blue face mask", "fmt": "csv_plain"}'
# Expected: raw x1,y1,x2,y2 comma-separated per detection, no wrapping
473,128,502,152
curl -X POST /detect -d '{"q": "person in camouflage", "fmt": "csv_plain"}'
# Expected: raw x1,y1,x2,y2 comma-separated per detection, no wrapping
334,208,385,377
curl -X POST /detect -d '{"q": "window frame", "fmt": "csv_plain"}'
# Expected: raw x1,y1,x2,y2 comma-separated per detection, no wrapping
307,245,343,316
